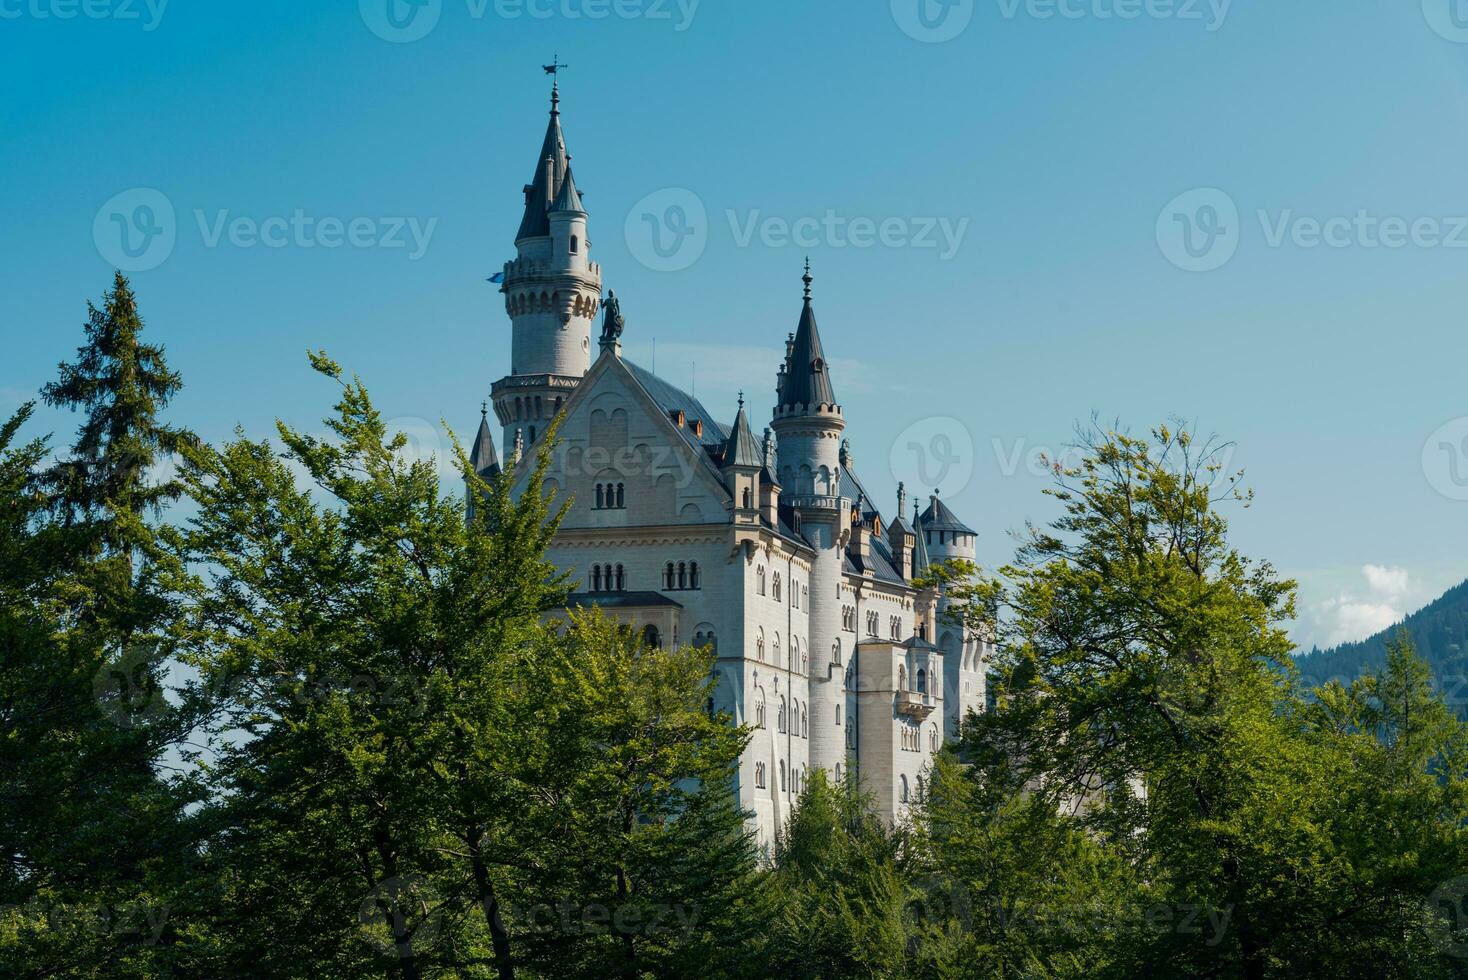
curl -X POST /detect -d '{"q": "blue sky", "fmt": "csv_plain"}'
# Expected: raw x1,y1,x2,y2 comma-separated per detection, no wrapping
4,0,1468,650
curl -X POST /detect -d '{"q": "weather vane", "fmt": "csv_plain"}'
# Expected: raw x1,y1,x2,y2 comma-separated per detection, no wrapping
542,55,569,79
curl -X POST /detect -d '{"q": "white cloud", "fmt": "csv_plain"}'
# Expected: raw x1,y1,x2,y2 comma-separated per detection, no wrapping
1303,564,1412,649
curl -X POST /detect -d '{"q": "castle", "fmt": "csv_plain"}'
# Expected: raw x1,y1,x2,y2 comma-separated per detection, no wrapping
468,84,988,844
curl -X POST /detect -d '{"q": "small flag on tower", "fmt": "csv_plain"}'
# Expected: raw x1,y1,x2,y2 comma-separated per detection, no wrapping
487,272,505,284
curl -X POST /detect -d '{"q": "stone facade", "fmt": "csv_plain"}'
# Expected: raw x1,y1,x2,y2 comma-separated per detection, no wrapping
478,87,990,847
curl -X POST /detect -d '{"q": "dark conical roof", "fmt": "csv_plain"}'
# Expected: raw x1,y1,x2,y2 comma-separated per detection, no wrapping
777,289,837,412
920,494,975,535
470,409,499,477
550,166,584,214
722,398,763,470
912,499,931,576
516,89,571,241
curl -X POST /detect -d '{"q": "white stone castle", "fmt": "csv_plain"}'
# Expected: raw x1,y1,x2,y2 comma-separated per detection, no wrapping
468,84,988,845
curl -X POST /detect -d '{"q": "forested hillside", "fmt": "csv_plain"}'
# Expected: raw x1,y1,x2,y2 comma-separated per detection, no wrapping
1297,579,1468,713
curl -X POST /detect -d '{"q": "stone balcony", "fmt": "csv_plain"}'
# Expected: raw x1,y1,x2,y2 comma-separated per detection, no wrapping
894,690,936,720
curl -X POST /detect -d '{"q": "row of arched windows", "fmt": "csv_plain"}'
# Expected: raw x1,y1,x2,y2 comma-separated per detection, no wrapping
900,722,940,753
896,665,928,694
841,605,855,631
594,482,625,510
899,773,927,804
865,611,879,636
775,696,809,738
889,615,902,640
589,563,625,593
753,628,809,675
663,561,701,591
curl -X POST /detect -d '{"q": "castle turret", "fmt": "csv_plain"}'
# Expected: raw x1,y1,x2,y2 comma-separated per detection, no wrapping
722,394,763,523
491,82,603,459
770,260,847,779
465,403,500,520
918,493,985,738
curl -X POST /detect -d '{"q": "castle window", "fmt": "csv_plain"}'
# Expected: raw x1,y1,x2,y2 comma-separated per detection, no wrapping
591,565,602,592
916,775,925,801
754,761,766,788
773,635,781,670
778,697,787,734
664,562,674,589
742,486,752,509
615,564,626,592
835,704,841,726
756,627,765,662
916,669,927,694
678,562,687,589
773,573,782,602
570,235,580,254
755,697,766,729
834,763,843,783
641,624,661,649
757,565,766,595
929,725,938,752
898,666,906,691
616,483,625,509
801,704,808,738
900,775,909,803
832,639,842,666
779,760,787,793
596,485,605,509
690,562,700,589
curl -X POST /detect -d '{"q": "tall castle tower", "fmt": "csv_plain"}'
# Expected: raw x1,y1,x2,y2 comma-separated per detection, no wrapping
491,82,603,459
919,492,987,738
771,262,848,778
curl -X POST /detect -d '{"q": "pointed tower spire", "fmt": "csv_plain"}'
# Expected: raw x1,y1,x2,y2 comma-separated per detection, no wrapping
550,165,585,214
516,83,571,242
722,392,763,471
776,260,837,413
912,497,931,577
469,402,500,478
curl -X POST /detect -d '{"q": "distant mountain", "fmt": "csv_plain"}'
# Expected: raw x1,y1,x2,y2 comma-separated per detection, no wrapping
1295,578,1468,713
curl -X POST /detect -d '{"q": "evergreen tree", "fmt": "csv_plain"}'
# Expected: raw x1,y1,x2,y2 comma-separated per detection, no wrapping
1,273,196,978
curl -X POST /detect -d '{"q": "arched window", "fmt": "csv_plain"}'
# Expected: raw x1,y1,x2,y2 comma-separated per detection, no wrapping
900,775,909,803
773,635,781,670
678,562,687,589
929,725,938,752
778,696,788,733
801,703,808,738
742,486,752,509
570,235,580,254
916,669,927,694
755,698,766,729
789,639,797,673
754,761,766,788
641,625,661,649
916,775,925,801
757,566,766,595
836,703,842,725
834,763,843,783
690,562,700,589
772,573,782,602
664,562,674,589
756,628,765,663
898,666,906,691
596,484,605,509
832,639,842,666
779,760,787,793
616,483,625,508
591,565,602,592
615,564,625,592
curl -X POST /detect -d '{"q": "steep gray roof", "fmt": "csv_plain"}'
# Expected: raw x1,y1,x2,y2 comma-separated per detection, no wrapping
920,494,976,535
912,500,932,576
515,92,570,241
550,166,584,214
469,410,499,478
722,400,763,470
777,296,837,412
